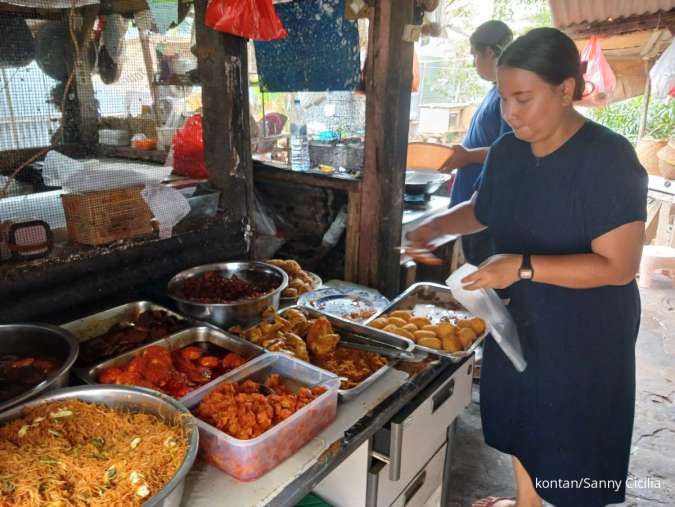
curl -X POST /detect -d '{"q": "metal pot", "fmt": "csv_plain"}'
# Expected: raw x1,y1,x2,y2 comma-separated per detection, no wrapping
404,170,451,196
0,385,199,507
0,323,79,413
167,261,289,328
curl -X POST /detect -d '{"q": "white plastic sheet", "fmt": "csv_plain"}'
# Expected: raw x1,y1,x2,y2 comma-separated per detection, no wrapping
650,40,675,100
446,264,527,372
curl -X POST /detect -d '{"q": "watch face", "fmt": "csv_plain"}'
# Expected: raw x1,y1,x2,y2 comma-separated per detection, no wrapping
519,268,533,280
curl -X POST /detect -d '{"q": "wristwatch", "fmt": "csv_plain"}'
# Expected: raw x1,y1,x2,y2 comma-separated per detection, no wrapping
518,254,534,280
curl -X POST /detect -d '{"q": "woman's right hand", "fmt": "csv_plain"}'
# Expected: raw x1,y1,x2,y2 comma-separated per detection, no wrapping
440,145,471,172
404,220,444,266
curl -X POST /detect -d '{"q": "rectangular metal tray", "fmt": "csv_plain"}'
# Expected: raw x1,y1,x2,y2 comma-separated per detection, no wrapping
76,326,265,403
243,306,415,401
61,301,187,343
364,282,486,363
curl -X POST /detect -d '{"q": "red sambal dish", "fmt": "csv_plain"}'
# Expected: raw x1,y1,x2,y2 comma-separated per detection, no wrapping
177,272,278,304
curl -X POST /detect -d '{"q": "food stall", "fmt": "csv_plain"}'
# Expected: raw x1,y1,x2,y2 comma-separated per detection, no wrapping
0,1,481,506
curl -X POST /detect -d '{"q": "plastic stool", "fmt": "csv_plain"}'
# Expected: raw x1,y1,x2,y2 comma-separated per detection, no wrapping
639,245,675,288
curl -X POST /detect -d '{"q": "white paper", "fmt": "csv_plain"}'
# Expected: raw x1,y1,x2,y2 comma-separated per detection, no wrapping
141,184,190,239
446,264,527,372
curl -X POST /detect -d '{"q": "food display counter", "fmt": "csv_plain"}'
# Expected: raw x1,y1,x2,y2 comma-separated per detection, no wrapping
0,260,477,507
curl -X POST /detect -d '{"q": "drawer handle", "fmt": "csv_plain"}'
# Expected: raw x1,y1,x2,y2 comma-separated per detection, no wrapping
432,378,455,414
404,470,427,505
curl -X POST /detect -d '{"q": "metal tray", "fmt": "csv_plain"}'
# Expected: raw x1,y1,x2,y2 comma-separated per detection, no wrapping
242,306,415,401
77,326,265,403
297,287,389,323
61,301,187,343
364,282,486,363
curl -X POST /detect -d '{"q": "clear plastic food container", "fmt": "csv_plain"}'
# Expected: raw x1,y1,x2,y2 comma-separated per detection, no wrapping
182,352,340,481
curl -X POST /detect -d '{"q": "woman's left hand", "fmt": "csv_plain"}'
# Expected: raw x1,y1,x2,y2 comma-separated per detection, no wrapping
461,254,523,290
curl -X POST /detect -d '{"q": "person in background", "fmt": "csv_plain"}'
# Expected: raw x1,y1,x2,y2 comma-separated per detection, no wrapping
407,27,647,507
442,20,513,265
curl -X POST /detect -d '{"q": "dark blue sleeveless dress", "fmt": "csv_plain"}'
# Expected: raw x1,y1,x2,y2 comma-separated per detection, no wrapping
474,121,647,506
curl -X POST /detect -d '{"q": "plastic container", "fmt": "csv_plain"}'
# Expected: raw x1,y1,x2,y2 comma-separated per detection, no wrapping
182,352,339,481
290,99,310,172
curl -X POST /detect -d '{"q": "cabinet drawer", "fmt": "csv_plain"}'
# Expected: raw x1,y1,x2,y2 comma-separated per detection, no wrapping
370,358,473,506
391,442,447,507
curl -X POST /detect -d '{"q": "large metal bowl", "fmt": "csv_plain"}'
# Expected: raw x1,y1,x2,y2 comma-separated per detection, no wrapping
0,323,79,413
0,385,199,507
167,261,289,328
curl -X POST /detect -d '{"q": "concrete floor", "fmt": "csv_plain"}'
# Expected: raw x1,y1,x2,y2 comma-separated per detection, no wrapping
426,275,675,507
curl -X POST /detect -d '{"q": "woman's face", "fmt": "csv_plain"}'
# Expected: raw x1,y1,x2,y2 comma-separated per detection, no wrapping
497,66,575,143
471,46,496,82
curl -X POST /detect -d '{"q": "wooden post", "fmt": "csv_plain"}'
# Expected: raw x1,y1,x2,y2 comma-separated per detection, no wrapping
355,0,416,297
638,59,652,140
193,0,256,256
71,4,99,148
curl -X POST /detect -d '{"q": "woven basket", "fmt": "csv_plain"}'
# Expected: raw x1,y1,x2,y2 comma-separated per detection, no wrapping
636,138,667,176
657,141,675,180
61,186,153,246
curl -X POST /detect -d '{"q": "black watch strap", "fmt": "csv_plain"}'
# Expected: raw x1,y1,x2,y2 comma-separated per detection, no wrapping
519,254,534,280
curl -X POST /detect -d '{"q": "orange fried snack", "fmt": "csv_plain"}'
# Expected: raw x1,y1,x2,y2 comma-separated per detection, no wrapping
195,374,326,440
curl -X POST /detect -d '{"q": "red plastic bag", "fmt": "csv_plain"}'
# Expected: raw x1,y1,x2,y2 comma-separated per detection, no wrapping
577,36,616,107
172,115,208,179
205,0,287,41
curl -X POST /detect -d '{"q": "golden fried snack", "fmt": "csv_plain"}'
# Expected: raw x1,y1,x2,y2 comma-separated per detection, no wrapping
402,323,419,333
436,323,456,340
283,287,299,298
410,316,432,328
389,310,413,321
392,328,414,340
442,335,463,353
370,318,388,329
383,324,398,333
386,317,407,328
418,337,442,349
469,317,486,335
413,330,437,341
457,327,477,349
306,317,340,357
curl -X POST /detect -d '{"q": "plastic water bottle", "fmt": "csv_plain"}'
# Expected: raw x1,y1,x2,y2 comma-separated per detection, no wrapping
290,99,310,172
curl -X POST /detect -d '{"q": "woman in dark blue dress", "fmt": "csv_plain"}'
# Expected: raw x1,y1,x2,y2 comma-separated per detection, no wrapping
407,28,647,507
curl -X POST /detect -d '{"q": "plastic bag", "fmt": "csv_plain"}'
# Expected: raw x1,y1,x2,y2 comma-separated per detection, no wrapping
172,115,208,179
650,40,675,99
206,0,287,41
577,36,616,107
446,264,527,372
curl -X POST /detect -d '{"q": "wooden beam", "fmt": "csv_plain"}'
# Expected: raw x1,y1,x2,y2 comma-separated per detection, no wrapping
70,5,99,148
253,160,360,193
355,0,416,297
193,0,256,256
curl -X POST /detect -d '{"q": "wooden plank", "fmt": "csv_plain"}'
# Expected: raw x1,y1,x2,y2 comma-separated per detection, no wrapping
0,145,88,174
645,197,661,245
344,191,361,282
355,0,416,297
253,160,360,193
193,0,255,255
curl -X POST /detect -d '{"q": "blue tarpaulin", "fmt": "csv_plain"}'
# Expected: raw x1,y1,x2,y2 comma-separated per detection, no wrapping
254,0,360,92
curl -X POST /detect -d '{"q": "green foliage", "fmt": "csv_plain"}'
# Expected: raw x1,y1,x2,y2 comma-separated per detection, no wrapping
587,98,675,144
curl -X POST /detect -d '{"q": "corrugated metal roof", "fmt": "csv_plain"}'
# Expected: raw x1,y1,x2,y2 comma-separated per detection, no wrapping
550,0,675,28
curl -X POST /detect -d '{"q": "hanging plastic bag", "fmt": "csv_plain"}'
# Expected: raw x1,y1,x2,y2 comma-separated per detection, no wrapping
206,0,287,41
172,115,208,179
577,36,616,107
650,40,675,99
446,264,527,372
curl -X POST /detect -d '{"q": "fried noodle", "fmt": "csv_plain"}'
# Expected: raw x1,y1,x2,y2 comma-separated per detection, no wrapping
0,400,188,506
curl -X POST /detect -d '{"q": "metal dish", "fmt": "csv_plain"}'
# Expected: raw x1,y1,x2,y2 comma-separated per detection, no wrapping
404,170,451,196
168,262,289,328
0,385,198,507
243,306,414,401
298,287,389,324
61,301,187,343
280,271,323,303
78,326,265,402
365,282,487,362
0,324,79,413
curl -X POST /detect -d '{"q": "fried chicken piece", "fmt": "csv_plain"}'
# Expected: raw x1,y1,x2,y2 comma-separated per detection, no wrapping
306,317,340,357
282,332,310,362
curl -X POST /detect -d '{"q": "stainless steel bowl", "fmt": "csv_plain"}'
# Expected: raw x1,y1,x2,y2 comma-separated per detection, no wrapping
0,323,79,413
0,385,199,507
167,261,289,328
